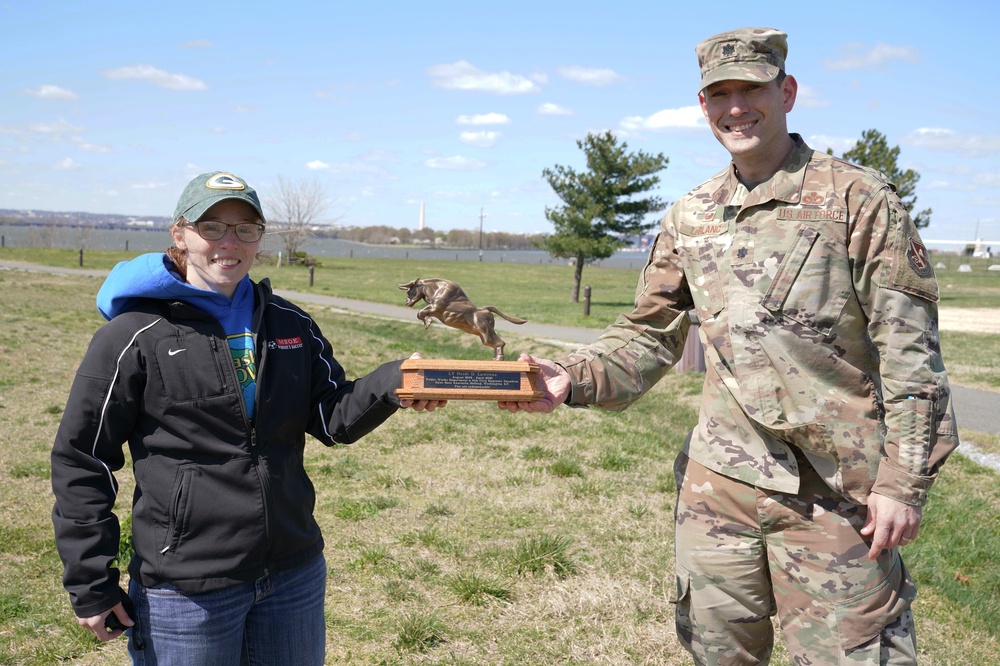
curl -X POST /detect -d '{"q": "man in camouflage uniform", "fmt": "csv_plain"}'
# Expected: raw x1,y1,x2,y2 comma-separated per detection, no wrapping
501,27,958,665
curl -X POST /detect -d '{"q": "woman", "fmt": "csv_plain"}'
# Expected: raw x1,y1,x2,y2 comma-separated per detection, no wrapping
51,171,444,665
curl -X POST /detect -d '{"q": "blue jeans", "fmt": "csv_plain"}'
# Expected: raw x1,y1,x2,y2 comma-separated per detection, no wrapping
127,554,326,666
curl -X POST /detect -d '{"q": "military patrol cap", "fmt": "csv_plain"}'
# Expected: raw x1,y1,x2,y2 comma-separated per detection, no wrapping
695,27,787,92
173,171,266,224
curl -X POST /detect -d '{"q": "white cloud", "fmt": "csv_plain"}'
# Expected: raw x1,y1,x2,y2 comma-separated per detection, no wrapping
361,149,399,162
25,84,78,100
794,85,829,109
824,42,920,71
807,134,857,155
315,87,347,104
72,137,113,154
28,118,84,137
456,113,510,125
459,131,501,148
54,157,81,170
974,172,1000,187
557,66,620,86
428,61,540,95
905,128,1000,157
537,102,572,116
425,156,487,170
620,106,704,131
104,65,208,91
306,160,386,175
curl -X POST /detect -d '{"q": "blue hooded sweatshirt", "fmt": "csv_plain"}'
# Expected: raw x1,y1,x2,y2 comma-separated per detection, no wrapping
96,252,257,418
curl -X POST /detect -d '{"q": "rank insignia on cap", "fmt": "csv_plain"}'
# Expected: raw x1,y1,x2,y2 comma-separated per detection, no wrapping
722,44,735,56
906,238,932,277
206,173,246,190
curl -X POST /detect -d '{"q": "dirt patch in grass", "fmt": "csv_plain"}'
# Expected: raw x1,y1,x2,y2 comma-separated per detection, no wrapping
939,307,1000,334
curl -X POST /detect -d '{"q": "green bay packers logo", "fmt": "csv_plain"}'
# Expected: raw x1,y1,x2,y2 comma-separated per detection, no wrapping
206,173,246,190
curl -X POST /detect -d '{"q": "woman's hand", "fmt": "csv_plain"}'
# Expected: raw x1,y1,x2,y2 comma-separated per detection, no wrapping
77,602,133,642
399,352,447,411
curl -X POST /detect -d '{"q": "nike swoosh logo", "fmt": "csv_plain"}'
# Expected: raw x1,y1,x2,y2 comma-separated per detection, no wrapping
168,348,187,356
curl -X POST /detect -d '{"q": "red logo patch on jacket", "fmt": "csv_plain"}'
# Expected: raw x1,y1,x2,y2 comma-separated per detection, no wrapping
906,238,932,277
270,336,304,350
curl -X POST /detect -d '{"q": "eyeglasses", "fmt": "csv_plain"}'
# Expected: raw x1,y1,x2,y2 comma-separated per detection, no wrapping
187,220,265,243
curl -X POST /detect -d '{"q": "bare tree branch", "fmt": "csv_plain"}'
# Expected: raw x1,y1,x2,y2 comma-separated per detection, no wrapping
265,176,340,260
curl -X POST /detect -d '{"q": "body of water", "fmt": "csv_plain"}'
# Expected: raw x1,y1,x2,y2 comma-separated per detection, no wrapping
0,224,651,269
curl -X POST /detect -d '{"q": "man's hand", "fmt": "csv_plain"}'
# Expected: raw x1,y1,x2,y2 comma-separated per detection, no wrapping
400,398,448,411
861,492,923,560
498,354,571,413
77,602,133,642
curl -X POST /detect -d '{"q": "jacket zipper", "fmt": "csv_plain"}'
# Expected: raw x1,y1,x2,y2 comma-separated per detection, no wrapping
216,312,276,561
251,307,275,558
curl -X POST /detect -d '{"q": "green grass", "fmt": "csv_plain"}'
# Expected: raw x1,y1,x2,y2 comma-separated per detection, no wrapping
510,532,579,577
933,255,1000,307
7,245,1000,334
940,330,1000,390
446,570,514,605
2,254,1000,664
392,610,449,653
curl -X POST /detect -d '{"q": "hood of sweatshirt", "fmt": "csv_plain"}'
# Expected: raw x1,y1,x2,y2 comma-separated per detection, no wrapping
96,252,253,323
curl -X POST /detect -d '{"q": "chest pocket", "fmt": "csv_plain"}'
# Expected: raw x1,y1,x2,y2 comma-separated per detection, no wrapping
678,229,729,319
153,334,229,403
761,226,853,336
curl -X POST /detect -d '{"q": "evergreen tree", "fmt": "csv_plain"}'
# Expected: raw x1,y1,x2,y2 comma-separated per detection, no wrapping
542,131,668,302
839,129,931,228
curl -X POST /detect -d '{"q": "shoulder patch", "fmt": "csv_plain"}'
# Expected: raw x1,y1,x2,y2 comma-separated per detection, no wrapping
889,231,939,302
905,238,933,278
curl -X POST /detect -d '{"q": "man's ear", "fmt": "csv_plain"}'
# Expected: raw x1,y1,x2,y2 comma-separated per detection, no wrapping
781,75,798,113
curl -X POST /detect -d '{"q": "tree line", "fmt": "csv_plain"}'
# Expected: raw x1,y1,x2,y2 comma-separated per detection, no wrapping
269,129,927,299
327,225,545,251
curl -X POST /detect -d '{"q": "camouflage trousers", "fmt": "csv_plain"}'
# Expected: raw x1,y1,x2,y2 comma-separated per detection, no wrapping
672,452,918,665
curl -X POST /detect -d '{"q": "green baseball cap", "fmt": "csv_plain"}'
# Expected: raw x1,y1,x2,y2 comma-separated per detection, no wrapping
695,28,787,92
173,171,266,224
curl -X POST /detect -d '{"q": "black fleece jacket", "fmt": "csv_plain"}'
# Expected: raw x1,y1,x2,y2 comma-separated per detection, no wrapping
51,279,402,618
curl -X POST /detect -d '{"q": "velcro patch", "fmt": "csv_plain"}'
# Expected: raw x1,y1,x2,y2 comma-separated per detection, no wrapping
776,207,847,222
905,238,932,278
889,235,938,302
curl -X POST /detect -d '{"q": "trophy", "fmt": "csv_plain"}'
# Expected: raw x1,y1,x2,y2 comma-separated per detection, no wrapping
396,278,542,402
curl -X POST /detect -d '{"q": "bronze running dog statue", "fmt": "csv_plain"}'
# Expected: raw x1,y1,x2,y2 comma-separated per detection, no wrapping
398,278,527,361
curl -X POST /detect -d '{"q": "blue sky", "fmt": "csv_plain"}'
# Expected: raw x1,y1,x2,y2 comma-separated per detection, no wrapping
2,0,998,246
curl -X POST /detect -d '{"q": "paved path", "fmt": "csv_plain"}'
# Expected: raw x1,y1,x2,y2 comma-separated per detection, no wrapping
275,289,999,440
3,260,997,446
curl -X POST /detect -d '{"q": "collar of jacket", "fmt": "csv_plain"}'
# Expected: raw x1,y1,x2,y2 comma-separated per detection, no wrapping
711,133,812,208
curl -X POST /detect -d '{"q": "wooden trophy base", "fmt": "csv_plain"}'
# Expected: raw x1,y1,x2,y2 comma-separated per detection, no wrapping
397,359,543,402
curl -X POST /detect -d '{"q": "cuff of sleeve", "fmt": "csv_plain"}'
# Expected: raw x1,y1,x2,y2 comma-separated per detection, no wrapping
871,458,934,506
555,358,591,405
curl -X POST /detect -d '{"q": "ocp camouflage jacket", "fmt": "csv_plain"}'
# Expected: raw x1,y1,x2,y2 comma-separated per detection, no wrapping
559,135,958,505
